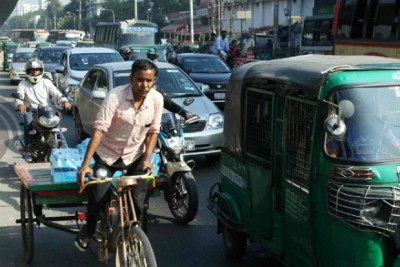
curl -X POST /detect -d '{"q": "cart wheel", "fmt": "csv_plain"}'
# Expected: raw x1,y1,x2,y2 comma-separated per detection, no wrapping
20,185,34,263
221,222,247,259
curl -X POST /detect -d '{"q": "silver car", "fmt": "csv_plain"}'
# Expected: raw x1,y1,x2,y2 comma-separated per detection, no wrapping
54,47,124,103
9,47,35,85
74,61,223,158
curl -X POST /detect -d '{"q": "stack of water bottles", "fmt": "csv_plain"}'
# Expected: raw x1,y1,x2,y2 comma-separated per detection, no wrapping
50,138,94,183
50,138,161,183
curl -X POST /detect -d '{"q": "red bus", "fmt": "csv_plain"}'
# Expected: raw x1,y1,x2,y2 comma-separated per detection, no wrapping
333,0,400,58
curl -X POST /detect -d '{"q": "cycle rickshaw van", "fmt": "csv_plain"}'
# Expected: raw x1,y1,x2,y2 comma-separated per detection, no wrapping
208,54,400,267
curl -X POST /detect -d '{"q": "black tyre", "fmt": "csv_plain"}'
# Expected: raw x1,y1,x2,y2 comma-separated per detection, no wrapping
115,226,157,267
74,110,88,142
221,222,247,259
20,185,34,263
167,172,198,224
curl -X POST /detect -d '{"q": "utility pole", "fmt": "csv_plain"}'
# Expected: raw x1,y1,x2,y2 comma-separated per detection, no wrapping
134,0,138,19
189,0,194,43
273,0,279,57
77,0,83,30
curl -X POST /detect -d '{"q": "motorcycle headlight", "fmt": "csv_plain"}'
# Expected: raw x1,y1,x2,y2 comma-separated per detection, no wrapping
39,115,60,128
166,136,184,154
207,113,224,130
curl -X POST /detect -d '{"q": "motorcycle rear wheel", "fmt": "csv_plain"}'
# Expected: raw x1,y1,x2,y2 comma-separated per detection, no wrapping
167,172,199,224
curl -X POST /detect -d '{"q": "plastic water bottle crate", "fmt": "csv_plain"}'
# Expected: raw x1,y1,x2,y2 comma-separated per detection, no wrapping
50,148,82,183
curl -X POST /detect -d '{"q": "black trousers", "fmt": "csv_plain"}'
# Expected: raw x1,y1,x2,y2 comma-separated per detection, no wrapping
86,153,147,236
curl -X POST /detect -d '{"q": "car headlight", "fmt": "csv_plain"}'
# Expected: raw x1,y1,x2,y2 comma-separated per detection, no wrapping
166,136,184,154
207,113,224,130
39,115,60,128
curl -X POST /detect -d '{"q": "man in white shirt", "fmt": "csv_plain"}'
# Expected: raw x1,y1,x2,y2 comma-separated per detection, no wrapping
15,58,71,148
241,33,255,56
214,30,229,60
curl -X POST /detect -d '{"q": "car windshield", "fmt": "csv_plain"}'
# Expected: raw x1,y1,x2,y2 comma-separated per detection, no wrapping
325,86,400,162
113,68,203,97
38,50,63,63
70,53,122,71
181,57,231,73
13,52,34,62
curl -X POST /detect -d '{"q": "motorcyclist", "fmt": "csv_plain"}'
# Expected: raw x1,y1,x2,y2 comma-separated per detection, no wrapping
15,58,72,161
167,52,184,70
147,48,158,61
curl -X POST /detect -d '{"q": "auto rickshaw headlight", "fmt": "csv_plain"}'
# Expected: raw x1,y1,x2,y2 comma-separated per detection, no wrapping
360,201,382,218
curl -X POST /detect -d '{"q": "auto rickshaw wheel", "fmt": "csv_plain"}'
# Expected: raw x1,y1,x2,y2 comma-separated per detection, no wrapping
221,222,247,259
20,184,35,263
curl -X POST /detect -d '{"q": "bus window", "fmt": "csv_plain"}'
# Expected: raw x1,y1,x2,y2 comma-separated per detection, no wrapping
373,1,396,40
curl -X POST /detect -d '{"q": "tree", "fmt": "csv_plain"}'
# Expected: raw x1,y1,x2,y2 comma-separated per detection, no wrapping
46,0,63,30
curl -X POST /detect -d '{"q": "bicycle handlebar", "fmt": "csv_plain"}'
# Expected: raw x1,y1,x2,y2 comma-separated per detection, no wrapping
79,170,154,194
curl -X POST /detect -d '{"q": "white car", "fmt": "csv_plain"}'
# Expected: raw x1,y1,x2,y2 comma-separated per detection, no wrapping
54,47,124,104
74,61,224,159
9,47,35,85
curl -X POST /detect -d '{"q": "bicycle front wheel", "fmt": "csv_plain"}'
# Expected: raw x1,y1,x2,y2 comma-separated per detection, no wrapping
115,225,157,267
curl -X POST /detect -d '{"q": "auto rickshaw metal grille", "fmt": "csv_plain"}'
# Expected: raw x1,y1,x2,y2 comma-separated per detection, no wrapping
285,98,316,190
183,120,206,133
327,182,400,236
244,88,274,165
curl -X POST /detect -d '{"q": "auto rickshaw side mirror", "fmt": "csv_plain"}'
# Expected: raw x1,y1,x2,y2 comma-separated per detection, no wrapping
322,100,346,137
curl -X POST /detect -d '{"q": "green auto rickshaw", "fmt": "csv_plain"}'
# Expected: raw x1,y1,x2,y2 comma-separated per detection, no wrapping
2,41,20,71
208,54,400,267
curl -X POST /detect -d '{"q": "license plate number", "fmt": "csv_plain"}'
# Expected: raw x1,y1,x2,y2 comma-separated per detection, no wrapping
214,93,225,100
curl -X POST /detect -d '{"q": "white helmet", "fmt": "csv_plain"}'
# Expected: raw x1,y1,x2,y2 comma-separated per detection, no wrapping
25,58,44,84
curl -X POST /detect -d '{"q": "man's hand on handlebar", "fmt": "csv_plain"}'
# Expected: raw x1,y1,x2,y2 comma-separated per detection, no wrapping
77,166,93,188
17,104,27,114
64,102,72,111
141,158,154,174
180,110,200,123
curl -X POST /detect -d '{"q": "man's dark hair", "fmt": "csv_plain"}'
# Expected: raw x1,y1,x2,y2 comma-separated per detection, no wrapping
221,30,227,35
131,59,158,77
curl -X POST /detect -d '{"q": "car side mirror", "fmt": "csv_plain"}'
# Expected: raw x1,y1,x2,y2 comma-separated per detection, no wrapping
92,90,106,99
55,66,65,74
196,83,209,93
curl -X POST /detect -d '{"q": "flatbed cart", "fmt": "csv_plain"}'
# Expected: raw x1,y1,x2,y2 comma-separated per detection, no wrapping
14,162,88,264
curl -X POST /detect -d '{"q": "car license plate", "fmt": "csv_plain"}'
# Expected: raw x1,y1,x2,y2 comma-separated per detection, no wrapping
214,93,225,100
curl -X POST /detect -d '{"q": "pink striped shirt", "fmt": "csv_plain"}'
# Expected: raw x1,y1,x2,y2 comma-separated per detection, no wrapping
94,83,164,165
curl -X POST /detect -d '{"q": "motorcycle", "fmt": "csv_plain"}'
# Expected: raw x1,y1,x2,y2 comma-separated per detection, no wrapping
156,106,200,224
12,92,68,163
